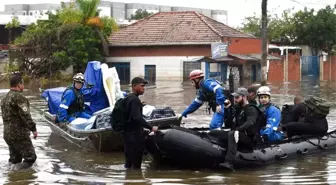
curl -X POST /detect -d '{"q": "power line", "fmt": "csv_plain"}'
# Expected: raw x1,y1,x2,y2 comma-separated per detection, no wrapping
289,0,332,6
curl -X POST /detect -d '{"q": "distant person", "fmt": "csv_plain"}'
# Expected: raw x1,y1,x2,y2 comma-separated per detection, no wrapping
56,73,92,123
123,77,158,169
180,69,227,130
282,97,329,138
294,95,303,105
247,85,259,106
1,74,38,169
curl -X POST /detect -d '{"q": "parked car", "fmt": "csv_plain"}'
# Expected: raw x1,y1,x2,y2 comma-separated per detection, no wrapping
0,50,8,58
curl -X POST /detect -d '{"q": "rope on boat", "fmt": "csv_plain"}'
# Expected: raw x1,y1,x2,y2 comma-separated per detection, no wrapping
301,129,336,150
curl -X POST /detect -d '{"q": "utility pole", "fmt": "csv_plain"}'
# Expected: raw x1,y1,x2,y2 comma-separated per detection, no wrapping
261,0,268,85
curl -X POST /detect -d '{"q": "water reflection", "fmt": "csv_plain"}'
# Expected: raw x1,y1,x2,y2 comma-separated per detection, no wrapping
0,80,335,184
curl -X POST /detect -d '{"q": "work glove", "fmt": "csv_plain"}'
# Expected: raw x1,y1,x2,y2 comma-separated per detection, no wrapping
178,114,183,121
234,130,239,143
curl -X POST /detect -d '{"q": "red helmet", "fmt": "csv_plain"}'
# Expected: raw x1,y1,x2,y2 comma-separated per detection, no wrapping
189,69,204,80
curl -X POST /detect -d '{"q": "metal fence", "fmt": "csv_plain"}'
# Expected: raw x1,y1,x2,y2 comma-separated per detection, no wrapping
301,56,319,81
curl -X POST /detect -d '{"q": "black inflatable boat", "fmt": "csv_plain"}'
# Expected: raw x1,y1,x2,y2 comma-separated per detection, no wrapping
145,126,336,169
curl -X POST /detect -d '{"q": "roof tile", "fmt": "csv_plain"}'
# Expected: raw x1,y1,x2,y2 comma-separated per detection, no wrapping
109,11,254,46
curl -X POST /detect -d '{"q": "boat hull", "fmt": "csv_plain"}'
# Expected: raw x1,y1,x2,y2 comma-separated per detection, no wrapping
44,111,181,152
145,126,336,169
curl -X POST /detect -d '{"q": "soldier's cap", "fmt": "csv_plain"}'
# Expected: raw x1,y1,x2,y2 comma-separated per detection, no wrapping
131,77,148,85
232,87,249,97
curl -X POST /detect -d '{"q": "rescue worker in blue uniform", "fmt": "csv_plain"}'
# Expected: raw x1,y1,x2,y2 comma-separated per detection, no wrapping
56,73,92,123
180,69,226,130
257,86,284,142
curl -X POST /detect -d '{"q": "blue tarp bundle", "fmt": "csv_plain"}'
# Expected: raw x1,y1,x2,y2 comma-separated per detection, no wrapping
41,61,109,115
41,87,67,115
82,61,109,114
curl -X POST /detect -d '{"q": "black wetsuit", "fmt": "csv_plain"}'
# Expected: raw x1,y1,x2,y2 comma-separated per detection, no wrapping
284,103,328,137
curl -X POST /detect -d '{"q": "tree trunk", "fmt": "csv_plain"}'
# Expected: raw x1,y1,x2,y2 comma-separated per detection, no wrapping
95,29,109,57
261,0,268,85
8,29,12,44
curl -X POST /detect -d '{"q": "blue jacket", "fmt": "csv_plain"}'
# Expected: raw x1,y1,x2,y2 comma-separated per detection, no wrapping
57,86,85,122
182,79,226,117
260,105,284,142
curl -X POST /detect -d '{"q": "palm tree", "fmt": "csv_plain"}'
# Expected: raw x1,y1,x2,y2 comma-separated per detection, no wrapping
59,0,118,57
76,0,110,56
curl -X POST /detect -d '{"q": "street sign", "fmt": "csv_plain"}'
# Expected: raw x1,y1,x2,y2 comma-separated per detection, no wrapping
211,42,228,59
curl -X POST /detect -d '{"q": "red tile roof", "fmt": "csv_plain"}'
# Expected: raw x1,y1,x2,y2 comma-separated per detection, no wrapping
108,11,255,46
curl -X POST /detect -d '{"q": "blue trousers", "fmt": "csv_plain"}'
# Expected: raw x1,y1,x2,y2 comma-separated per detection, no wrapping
209,104,225,130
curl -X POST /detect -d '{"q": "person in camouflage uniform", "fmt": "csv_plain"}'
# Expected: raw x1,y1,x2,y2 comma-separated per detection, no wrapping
1,74,38,167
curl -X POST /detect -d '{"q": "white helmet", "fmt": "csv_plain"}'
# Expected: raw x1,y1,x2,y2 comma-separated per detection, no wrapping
73,73,85,84
257,86,271,96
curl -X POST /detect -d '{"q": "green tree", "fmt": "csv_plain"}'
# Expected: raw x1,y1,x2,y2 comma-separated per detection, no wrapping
5,16,20,44
239,10,295,43
76,0,110,56
11,0,119,77
130,9,154,20
239,5,336,55
66,25,103,72
291,6,336,55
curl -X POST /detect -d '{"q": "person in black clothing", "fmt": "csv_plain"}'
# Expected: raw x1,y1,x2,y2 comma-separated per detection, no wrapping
217,87,260,170
282,102,328,138
231,87,260,149
247,85,259,106
123,77,158,169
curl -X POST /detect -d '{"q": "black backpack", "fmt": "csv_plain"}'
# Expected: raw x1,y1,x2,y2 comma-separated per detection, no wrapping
110,96,129,132
281,104,296,125
303,96,330,118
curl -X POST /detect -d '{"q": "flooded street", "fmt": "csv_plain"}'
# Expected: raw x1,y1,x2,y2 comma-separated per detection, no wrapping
0,81,336,184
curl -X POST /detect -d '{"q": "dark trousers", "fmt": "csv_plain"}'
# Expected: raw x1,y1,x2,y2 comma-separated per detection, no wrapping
4,137,37,165
208,130,254,162
124,131,145,169
285,120,328,138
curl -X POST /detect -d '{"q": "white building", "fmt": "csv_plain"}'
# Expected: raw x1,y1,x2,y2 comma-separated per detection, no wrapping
0,2,228,25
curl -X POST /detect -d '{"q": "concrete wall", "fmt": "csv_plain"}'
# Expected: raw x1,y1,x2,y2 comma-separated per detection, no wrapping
323,56,336,81
110,37,262,57
110,45,212,57
105,56,203,81
268,54,336,82
227,38,262,54
268,54,303,83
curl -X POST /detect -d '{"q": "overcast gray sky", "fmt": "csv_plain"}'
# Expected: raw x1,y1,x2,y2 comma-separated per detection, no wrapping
0,0,334,27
